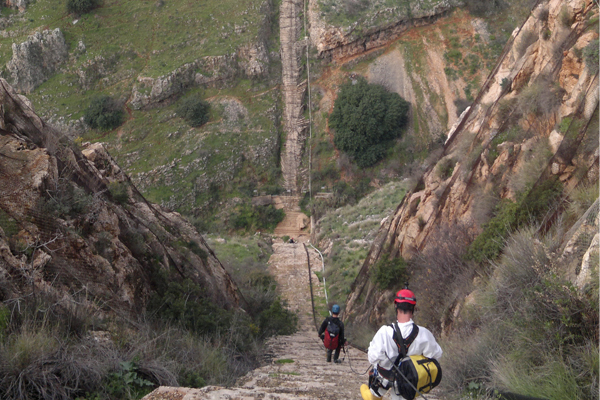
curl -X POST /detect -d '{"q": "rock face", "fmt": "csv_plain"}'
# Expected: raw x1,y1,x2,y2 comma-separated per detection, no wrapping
345,0,599,328
7,29,68,93
130,0,273,110
130,56,239,110
5,0,32,11
308,0,459,61
0,79,239,314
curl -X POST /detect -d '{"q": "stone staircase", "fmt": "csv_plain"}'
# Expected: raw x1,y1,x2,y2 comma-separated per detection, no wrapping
143,242,372,400
273,195,310,240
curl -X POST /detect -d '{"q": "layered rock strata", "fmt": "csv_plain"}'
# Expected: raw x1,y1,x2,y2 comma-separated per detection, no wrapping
345,0,599,327
308,0,459,61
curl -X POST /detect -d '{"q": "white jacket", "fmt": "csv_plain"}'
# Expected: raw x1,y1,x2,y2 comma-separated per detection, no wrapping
367,319,442,371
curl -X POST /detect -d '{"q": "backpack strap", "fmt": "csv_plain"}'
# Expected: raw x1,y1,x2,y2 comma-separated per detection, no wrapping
390,322,419,358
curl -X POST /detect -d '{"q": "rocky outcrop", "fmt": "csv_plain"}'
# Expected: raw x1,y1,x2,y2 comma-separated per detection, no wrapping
4,0,32,11
345,0,599,327
0,79,239,314
308,0,459,61
130,0,274,110
280,0,309,194
130,55,238,109
7,29,68,93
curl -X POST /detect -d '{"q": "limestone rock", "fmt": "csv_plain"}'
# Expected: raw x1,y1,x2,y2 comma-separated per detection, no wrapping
308,0,460,61
130,55,237,109
5,0,32,11
345,0,599,329
7,29,68,93
0,78,239,315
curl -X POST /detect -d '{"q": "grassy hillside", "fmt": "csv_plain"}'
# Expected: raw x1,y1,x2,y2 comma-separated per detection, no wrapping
0,0,281,230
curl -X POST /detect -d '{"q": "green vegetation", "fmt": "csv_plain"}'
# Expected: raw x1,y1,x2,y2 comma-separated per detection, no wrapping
274,358,294,364
0,209,19,238
231,204,285,232
0,231,297,399
467,178,563,263
147,279,232,335
105,360,154,400
444,227,599,400
463,0,506,17
583,39,599,74
371,255,407,290
39,179,93,218
316,181,409,306
108,181,129,205
330,78,409,168
317,0,449,31
66,0,100,15
177,96,210,127
83,95,124,131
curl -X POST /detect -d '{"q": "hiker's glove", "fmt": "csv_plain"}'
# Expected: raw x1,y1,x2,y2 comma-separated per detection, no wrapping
319,334,324,340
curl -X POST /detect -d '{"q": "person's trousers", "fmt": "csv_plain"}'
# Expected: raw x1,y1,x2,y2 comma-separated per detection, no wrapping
326,346,341,362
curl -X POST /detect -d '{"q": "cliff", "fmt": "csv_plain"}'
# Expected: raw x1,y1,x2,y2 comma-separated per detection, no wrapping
0,79,240,314
345,0,599,329
309,0,460,61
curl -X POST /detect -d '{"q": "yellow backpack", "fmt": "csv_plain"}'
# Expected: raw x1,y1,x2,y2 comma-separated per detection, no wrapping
394,355,442,398
390,323,442,399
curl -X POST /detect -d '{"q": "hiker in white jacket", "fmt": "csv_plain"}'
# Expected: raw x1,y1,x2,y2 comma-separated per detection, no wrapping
361,285,442,400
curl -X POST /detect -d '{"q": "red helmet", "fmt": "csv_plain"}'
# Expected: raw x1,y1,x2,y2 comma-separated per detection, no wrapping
395,288,416,305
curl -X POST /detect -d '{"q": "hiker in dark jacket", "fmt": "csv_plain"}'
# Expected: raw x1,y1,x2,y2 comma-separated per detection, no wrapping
318,304,346,363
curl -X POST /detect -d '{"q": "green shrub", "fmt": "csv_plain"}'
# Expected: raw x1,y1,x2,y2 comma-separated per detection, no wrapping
0,304,9,341
437,157,455,179
515,178,563,227
583,39,599,74
177,96,210,127
105,360,154,400
84,96,124,131
467,178,563,263
330,77,409,168
66,0,100,15
558,5,572,27
185,240,208,261
371,255,407,290
0,209,19,238
41,179,93,218
258,298,297,337
231,204,284,232
466,200,519,263
463,0,506,17
108,182,129,205
178,369,206,388
147,279,231,335
517,77,564,117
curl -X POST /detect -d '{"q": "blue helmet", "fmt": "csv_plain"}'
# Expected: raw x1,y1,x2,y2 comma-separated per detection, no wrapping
332,304,340,314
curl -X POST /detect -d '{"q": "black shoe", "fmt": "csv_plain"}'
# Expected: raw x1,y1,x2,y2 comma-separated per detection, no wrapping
334,359,341,364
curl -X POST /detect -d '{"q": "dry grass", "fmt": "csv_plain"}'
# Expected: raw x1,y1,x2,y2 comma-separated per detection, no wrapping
444,223,599,399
